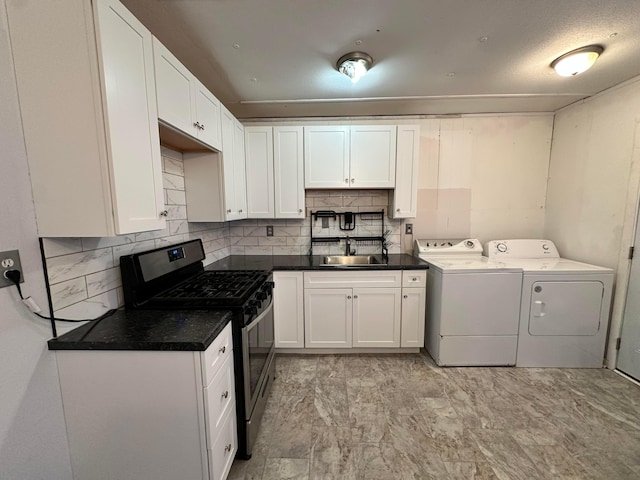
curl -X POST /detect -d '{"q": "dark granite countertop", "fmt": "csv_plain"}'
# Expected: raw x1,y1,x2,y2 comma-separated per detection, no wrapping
205,254,428,272
48,309,233,351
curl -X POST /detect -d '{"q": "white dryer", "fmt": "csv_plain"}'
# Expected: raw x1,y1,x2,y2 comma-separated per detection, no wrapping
415,239,522,366
485,239,614,368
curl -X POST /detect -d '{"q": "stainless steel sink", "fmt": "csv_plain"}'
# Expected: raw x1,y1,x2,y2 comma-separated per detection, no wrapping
321,255,384,266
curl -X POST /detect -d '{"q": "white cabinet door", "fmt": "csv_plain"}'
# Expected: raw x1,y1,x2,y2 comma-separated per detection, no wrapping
392,125,420,218
304,126,350,188
274,126,305,218
304,289,353,348
153,37,196,137
233,120,248,219
400,288,426,347
274,272,304,348
350,125,397,188
352,287,401,347
220,107,239,220
245,127,275,218
95,0,166,234
194,79,222,151
8,0,166,236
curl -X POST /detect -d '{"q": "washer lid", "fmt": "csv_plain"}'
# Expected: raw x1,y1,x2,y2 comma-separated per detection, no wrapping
426,256,522,274
503,258,613,274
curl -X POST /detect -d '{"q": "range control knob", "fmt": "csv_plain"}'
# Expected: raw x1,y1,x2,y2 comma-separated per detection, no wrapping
465,240,475,248
496,242,508,253
542,243,550,251
256,291,267,301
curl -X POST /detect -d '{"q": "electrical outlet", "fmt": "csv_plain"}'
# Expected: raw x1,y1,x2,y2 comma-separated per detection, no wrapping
405,223,413,235
0,249,23,288
266,226,274,237
322,218,329,228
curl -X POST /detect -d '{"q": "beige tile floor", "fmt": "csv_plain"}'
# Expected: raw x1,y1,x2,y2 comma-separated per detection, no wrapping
228,354,640,480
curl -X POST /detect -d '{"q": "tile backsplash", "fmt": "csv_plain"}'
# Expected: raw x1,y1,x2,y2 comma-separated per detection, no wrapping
42,147,412,319
42,147,230,319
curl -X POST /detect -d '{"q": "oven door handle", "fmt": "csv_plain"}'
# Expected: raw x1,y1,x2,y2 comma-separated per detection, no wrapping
244,296,273,332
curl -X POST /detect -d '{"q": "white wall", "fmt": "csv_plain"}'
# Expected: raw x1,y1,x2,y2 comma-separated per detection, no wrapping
414,115,553,242
0,0,73,477
545,76,640,367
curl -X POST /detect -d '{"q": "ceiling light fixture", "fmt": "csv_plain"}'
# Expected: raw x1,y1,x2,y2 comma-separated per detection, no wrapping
551,45,603,77
337,52,373,83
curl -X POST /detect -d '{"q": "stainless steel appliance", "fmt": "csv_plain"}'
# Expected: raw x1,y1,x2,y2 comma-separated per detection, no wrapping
120,239,275,459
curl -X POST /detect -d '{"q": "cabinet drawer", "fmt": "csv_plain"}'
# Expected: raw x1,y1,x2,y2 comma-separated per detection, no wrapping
304,270,401,288
402,270,427,288
209,407,237,480
204,353,235,437
203,323,233,385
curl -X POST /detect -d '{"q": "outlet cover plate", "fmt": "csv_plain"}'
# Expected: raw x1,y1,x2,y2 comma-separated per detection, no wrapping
0,250,23,288
405,223,413,235
266,226,274,237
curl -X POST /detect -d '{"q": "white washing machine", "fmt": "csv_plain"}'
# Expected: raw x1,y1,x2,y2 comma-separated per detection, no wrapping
415,239,522,366
485,239,614,368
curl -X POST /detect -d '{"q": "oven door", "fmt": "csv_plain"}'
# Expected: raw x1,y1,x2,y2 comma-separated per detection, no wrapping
241,295,275,418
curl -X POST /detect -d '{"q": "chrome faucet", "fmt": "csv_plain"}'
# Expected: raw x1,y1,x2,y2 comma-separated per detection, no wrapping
345,237,356,256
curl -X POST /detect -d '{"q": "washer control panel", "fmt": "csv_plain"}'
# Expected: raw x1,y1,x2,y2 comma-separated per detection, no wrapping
484,239,560,259
414,238,483,257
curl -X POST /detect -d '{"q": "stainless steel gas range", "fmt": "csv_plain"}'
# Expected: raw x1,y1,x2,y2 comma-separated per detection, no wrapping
120,239,275,459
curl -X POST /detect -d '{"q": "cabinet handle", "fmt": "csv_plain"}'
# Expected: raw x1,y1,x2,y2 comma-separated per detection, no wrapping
412,277,417,281
351,178,355,183
221,390,229,399
298,209,303,213
353,295,358,299
345,178,349,183
396,208,400,212
224,444,232,453
200,124,205,130
239,209,243,213
219,345,226,354
159,210,168,217
347,295,352,300
404,295,408,299
227,209,232,213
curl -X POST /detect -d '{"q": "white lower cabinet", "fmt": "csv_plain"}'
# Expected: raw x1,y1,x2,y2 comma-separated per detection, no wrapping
401,270,427,347
55,323,236,480
305,288,354,348
352,288,402,347
274,272,305,348
303,271,409,349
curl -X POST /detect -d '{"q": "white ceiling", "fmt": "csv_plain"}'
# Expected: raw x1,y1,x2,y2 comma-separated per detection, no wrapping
123,0,640,119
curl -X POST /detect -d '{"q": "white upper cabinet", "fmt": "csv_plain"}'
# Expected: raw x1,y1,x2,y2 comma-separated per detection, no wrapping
392,125,421,218
274,126,305,218
304,125,397,189
304,126,350,188
245,126,305,219
153,38,222,151
6,0,166,236
245,127,275,218
183,107,247,222
194,79,223,151
350,125,397,188
233,119,248,219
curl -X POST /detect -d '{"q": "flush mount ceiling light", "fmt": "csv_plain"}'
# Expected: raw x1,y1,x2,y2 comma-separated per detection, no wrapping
551,45,604,77
337,52,373,83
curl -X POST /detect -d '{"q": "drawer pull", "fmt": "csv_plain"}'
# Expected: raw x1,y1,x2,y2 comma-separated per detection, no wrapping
219,345,226,354
412,277,418,281
404,294,408,299
224,443,232,453
221,390,229,399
